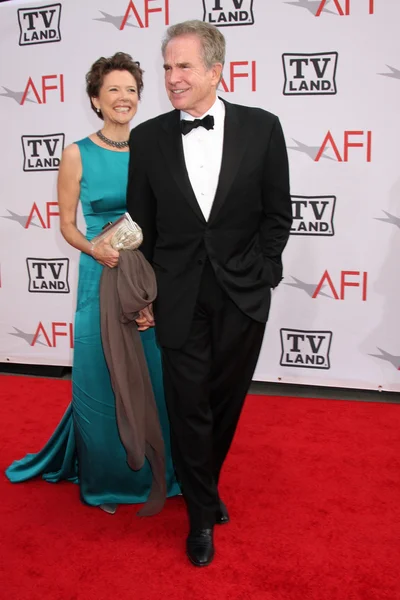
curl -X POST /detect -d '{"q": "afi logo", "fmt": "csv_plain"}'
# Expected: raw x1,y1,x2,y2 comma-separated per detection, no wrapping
20,75,64,105
18,3,61,46
369,347,400,372
203,0,254,27
316,0,374,16
27,258,70,293
282,52,338,95
219,61,256,92
315,130,372,162
120,0,169,29
379,65,400,81
25,202,59,229
22,134,64,172
291,195,336,236
31,322,74,348
375,210,400,229
280,328,332,369
313,270,368,301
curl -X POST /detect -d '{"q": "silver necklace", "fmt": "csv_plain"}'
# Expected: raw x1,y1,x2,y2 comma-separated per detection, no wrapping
96,130,129,149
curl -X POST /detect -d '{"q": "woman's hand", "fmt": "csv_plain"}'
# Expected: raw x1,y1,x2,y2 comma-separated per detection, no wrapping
58,145,119,268
136,304,155,331
91,234,119,268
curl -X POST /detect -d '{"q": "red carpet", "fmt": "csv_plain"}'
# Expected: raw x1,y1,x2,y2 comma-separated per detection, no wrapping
1,376,399,600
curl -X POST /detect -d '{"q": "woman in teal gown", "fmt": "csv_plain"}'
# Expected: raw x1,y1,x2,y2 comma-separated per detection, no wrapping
6,53,180,511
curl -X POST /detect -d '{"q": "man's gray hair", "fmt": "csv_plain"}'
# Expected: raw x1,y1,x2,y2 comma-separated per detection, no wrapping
161,20,226,70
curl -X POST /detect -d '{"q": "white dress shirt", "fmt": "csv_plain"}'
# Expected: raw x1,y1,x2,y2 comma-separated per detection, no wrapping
180,98,225,221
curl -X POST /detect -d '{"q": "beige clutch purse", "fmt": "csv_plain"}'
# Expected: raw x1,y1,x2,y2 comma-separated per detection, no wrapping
91,212,143,251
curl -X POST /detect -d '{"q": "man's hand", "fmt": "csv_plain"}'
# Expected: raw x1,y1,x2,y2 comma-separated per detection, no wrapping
136,304,155,331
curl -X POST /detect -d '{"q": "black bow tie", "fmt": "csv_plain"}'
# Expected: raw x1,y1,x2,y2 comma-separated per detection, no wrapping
180,114,215,136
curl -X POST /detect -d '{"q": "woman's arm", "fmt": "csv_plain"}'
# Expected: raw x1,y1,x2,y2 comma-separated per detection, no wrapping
57,144,119,268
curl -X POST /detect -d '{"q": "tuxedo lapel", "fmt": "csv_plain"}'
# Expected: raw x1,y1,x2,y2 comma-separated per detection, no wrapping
158,110,206,223
208,99,248,223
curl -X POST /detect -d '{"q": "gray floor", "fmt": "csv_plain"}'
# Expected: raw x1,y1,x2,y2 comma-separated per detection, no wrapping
1,363,399,404
249,381,400,404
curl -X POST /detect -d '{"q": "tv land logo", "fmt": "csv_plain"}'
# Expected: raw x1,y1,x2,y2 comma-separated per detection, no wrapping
18,3,61,46
0,75,64,106
286,270,368,301
288,131,372,162
10,323,74,348
280,328,332,369
22,134,64,172
291,195,335,236
284,0,375,16
203,0,254,26
94,0,169,30
282,53,338,96
27,258,70,293
2,202,59,229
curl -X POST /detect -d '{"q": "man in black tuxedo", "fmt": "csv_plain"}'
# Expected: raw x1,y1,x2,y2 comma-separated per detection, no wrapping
127,20,292,567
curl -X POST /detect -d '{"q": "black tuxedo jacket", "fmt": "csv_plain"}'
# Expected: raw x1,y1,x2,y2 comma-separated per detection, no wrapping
127,99,292,349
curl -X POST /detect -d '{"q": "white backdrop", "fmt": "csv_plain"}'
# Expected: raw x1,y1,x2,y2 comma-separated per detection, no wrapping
0,0,399,391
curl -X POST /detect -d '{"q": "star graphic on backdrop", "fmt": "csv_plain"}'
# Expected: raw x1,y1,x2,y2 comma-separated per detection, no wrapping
9,327,46,347
287,139,334,161
375,211,400,229
284,276,332,298
2,210,39,228
369,348,400,371
378,65,400,80
93,11,137,29
0,87,35,104
283,0,336,16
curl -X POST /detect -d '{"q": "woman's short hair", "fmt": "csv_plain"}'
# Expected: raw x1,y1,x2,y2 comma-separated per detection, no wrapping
86,52,144,119
161,20,226,70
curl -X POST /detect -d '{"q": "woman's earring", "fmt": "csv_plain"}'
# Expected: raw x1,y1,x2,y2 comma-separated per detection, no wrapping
96,108,100,113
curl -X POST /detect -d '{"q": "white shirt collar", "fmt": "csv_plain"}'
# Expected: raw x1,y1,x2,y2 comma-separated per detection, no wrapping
180,97,224,122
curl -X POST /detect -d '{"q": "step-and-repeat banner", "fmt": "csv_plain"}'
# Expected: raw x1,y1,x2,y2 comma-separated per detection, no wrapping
0,0,399,391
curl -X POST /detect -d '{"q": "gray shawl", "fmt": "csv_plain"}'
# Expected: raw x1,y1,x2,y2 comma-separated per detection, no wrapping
99,250,166,516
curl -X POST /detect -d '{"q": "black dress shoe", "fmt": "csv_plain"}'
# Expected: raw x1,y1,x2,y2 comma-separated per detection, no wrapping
215,500,230,525
186,528,215,567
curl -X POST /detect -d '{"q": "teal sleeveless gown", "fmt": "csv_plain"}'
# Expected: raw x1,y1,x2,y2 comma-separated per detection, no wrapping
6,137,180,506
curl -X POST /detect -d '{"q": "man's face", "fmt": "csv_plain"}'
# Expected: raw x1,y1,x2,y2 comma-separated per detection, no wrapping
163,34,222,117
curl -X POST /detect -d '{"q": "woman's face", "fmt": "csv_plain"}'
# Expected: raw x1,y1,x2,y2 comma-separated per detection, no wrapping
92,69,139,126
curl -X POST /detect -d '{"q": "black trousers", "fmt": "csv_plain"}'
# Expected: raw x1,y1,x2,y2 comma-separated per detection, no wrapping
161,260,266,528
